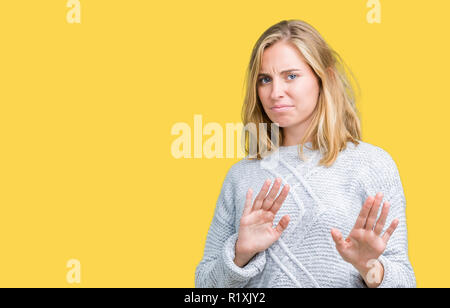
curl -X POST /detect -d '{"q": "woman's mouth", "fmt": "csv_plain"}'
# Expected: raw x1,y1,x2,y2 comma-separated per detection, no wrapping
271,106,294,112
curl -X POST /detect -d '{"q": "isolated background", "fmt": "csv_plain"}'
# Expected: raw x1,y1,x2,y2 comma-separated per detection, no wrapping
0,0,448,287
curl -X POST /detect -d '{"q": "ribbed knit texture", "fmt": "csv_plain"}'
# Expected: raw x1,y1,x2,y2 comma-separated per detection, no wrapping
195,140,416,288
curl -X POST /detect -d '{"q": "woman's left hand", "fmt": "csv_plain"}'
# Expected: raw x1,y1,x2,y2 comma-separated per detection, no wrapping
330,192,399,276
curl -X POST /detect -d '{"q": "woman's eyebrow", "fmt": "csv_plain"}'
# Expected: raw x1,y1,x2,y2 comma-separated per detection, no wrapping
258,69,301,77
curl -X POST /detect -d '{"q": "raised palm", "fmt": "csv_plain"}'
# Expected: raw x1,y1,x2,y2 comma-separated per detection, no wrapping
236,178,291,258
331,192,399,270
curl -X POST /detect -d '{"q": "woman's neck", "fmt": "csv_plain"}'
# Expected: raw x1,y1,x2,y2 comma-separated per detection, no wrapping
281,117,314,146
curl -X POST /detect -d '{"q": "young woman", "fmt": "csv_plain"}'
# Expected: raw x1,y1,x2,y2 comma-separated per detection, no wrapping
195,20,416,288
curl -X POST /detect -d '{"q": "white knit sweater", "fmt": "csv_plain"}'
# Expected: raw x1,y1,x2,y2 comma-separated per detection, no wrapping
195,140,416,288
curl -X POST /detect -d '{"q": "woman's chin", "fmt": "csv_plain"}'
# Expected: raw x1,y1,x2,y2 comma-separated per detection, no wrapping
269,119,292,128
268,113,296,126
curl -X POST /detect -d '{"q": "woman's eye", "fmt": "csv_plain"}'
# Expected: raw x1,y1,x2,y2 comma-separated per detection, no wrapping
259,77,270,84
258,74,297,84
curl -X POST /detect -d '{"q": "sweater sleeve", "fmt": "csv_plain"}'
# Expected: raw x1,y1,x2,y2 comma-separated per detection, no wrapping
353,147,416,288
195,165,267,288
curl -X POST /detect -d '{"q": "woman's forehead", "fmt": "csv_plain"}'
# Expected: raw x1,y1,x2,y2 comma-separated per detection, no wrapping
260,42,308,73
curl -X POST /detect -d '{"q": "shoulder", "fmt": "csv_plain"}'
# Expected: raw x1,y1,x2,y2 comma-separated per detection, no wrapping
347,141,404,197
222,156,260,184
342,140,399,172
216,157,260,210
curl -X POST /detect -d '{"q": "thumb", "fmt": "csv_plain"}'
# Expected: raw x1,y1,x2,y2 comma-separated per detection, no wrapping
274,215,290,237
331,228,346,250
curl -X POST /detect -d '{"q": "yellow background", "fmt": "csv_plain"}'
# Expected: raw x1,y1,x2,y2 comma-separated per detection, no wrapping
0,0,448,287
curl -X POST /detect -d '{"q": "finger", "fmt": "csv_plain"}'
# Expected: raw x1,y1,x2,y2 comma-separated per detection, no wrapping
274,215,290,236
381,219,399,244
269,184,290,215
373,201,390,235
331,228,347,251
253,179,271,211
261,178,282,211
365,192,384,231
353,196,375,229
242,188,253,216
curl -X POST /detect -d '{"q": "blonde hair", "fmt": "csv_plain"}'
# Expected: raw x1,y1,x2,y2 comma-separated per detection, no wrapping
242,19,362,167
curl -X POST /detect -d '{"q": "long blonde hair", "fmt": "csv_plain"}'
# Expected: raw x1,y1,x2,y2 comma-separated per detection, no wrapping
242,19,362,167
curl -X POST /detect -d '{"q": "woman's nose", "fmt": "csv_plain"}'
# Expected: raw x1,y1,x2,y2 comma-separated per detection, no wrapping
270,79,286,99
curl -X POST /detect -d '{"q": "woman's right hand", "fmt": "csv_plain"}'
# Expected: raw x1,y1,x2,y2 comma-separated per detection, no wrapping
234,178,291,267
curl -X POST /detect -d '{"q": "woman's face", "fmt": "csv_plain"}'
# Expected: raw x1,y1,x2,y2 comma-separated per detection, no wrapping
257,40,320,129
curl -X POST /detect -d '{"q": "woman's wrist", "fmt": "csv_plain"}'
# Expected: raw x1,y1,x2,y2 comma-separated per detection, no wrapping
355,259,384,288
234,243,256,268
233,254,251,268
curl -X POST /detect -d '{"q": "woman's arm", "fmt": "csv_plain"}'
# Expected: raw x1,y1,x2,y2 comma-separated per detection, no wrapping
358,149,416,288
369,189,416,288
194,167,267,288
333,147,416,288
